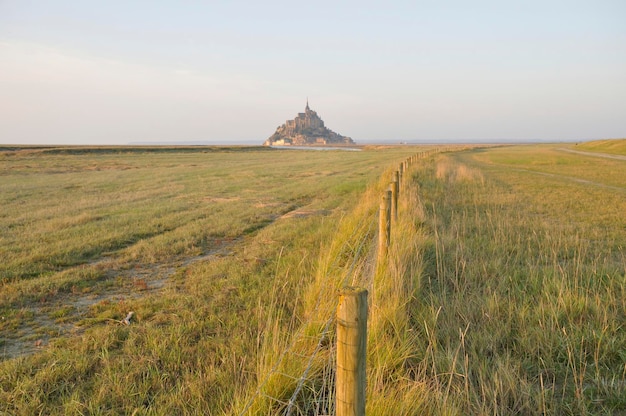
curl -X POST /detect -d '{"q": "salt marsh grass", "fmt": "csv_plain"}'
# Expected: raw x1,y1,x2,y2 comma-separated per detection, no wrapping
1,140,624,414
0,145,417,414
403,143,626,414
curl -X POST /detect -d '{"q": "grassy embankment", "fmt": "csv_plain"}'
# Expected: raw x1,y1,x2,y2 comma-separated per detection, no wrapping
575,138,626,156
0,145,419,414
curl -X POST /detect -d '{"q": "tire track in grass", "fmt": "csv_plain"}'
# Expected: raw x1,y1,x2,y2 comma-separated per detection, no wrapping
509,168,626,193
557,147,626,161
1,203,325,360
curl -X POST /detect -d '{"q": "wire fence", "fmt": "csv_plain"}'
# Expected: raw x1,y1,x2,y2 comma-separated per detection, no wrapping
239,213,378,415
239,150,439,415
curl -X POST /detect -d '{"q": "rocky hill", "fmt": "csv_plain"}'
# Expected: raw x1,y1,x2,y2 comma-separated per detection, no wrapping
264,101,355,146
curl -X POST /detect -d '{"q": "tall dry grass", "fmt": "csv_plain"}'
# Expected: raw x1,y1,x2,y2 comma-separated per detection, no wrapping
402,149,626,414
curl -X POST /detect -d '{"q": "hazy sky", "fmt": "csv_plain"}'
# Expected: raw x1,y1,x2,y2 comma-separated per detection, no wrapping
1,1,625,145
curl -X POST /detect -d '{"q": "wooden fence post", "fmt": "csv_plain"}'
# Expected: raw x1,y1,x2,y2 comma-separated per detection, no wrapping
378,190,391,262
393,170,400,195
336,287,368,416
390,180,398,221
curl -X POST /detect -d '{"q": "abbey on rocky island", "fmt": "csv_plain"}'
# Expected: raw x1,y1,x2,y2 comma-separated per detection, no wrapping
263,101,355,146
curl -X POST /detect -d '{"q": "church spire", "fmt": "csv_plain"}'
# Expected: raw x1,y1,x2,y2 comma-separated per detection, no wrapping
305,98,310,111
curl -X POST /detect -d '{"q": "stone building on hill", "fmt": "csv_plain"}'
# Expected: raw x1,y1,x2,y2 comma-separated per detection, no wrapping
263,101,355,146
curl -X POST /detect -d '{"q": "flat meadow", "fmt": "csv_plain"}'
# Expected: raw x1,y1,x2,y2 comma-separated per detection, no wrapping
0,141,624,415
0,145,416,414
406,142,626,415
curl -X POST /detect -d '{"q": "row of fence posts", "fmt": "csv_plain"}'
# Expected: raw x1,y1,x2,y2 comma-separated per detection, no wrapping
336,152,427,415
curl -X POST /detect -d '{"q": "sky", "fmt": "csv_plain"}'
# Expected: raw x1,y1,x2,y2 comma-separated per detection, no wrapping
1,1,625,145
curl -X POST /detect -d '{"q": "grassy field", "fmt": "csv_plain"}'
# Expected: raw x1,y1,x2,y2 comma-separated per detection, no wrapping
403,142,626,414
0,145,418,414
1,141,624,414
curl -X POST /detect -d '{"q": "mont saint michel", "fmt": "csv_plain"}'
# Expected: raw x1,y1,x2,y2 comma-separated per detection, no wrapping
263,101,355,146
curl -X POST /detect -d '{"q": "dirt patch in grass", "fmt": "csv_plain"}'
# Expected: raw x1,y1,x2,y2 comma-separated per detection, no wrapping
203,196,241,203
280,209,332,219
0,239,239,361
